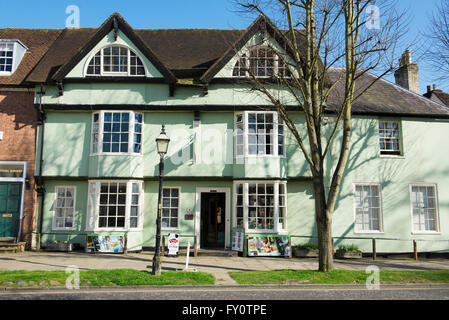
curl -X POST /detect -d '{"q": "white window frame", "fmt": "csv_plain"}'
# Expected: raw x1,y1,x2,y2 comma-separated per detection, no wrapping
378,119,403,157
0,40,27,76
352,183,384,234
232,46,288,79
409,183,440,234
86,180,144,232
161,187,181,230
53,186,76,231
91,110,144,156
233,180,288,234
84,45,147,77
234,111,286,158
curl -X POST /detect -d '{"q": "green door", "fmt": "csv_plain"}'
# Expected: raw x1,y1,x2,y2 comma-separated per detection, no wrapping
0,183,22,238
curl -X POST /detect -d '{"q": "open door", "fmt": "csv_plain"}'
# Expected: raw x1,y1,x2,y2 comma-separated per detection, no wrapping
200,192,226,249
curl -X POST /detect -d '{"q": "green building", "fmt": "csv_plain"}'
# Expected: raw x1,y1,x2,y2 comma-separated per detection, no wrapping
4,13,449,255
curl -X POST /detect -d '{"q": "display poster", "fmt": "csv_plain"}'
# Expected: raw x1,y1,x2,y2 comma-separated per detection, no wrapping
167,233,179,256
247,235,290,257
86,234,125,253
232,231,244,252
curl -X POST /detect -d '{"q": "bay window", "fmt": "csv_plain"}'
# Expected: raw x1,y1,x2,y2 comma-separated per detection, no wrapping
91,111,143,155
235,111,285,157
86,181,143,231
234,181,287,233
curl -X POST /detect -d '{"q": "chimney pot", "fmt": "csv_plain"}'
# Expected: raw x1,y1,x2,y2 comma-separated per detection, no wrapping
427,85,432,93
433,84,437,90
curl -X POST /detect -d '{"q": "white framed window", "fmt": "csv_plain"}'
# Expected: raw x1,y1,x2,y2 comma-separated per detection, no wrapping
87,180,143,231
162,187,180,230
86,45,146,76
53,186,76,230
379,120,402,156
0,43,14,73
235,111,285,157
0,40,27,76
410,184,440,233
234,181,287,233
353,183,383,233
233,46,289,78
91,111,143,155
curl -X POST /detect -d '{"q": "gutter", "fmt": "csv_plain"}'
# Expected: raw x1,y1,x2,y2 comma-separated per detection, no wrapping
35,85,46,251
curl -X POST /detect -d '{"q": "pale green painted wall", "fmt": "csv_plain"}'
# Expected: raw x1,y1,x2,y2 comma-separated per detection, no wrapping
37,83,300,106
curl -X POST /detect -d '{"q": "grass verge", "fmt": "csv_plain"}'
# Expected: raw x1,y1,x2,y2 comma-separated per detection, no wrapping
228,269,449,285
0,269,215,287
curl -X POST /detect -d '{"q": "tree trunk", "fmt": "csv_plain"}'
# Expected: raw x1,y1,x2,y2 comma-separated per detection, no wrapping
313,175,334,272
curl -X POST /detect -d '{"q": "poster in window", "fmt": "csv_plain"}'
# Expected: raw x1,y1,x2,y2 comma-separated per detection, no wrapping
86,234,124,253
247,235,290,257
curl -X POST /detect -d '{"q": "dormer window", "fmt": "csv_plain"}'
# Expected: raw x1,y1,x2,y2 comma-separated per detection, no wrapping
0,40,28,76
233,46,289,78
86,45,146,76
0,43,14,72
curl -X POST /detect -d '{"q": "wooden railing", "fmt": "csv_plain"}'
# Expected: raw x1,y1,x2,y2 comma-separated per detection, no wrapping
290,235,449,260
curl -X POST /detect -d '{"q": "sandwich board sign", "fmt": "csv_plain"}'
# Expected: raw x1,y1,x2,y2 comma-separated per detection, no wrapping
167,233,179,257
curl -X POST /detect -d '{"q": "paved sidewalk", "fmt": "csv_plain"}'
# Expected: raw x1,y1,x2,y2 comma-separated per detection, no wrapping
0,251,448,285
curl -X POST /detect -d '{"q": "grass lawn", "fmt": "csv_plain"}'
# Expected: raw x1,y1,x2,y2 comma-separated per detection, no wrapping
0,269,215,287
228,269,449,285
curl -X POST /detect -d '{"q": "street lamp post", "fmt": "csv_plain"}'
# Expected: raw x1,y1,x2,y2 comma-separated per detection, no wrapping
152,125,170,276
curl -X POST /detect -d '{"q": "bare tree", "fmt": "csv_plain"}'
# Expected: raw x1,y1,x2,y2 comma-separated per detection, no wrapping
425,0,449,83
233,0,407,272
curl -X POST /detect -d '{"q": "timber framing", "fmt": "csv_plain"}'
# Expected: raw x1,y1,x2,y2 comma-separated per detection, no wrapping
36,104,449,118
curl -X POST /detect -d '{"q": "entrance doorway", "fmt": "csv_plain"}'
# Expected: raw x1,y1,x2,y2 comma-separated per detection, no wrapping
200,192,226,249
0,183,22,238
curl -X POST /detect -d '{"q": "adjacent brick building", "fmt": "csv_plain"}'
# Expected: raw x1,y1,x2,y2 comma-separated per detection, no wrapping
0,29,61,247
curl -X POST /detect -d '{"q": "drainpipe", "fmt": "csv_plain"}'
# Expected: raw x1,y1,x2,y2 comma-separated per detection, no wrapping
35,85,46,251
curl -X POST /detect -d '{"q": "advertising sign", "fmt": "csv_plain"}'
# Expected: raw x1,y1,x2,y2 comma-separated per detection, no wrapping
167,233,179,256
86,234,124,253
232,231,244,252
247,235,290,257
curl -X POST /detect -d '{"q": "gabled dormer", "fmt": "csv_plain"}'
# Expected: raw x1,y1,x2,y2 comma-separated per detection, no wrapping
53,12,176,83
0,39,28,76
200,14,298,83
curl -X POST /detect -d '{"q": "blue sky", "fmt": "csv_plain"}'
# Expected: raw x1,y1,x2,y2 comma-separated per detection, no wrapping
0,0,445,93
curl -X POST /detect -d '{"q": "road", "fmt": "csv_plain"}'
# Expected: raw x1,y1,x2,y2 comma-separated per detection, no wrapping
1,284,449,300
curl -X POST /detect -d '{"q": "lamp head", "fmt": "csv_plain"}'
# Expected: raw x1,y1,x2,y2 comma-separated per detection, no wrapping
156,125,170,157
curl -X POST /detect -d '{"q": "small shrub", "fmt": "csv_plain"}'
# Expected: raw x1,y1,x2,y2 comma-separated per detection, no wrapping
296,243,319,250
337,244,361,253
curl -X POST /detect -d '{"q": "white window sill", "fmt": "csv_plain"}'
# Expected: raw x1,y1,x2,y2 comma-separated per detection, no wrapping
90,153,143,157
411,231,441,235
379,154,405,159
91,228,142,233
52,228,76,232
354,230,384,234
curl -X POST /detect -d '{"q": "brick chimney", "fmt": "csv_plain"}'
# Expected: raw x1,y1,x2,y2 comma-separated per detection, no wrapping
394,50,420,94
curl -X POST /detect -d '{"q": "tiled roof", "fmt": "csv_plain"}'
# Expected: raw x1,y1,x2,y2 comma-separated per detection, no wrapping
423,89,449,106
0,29,62,86
327,67,449,118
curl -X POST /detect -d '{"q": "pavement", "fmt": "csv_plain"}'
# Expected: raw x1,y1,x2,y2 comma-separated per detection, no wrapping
0,251,449,285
